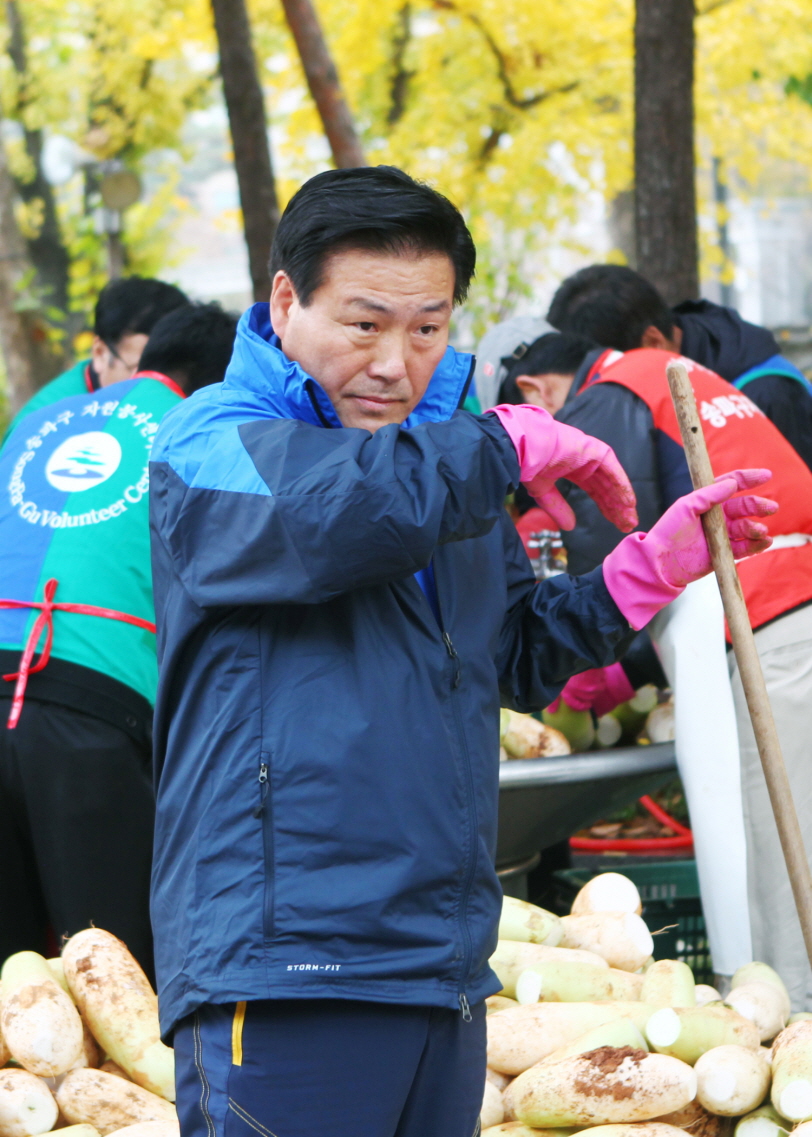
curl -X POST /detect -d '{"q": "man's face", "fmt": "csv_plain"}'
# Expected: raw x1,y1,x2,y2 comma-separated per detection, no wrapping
91,332,149,388
270,248,455,431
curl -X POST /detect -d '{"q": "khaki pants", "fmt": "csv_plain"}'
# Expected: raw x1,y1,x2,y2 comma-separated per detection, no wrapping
729,603,812,1010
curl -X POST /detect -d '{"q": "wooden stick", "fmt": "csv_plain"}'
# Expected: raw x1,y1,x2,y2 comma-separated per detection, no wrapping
666,359,812,967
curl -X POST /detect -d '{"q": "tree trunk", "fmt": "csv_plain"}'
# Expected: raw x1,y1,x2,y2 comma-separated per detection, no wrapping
210,0,280,301
280,0,366,168
0,135,62,413
6,0,71,318
634,0,698,304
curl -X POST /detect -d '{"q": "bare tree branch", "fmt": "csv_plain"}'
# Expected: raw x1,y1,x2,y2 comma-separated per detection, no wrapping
280,0,366,168
210,0,280,301
388,4,414,127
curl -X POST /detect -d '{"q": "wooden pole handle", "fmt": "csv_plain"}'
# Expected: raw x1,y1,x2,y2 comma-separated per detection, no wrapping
666,360,812,968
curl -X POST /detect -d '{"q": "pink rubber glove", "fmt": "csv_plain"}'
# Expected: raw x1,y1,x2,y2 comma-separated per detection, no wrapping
555,662,636,717
491,404,638,533
604,469,777,630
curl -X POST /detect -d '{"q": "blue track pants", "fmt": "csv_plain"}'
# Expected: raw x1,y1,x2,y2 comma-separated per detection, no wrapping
174,998,487,1137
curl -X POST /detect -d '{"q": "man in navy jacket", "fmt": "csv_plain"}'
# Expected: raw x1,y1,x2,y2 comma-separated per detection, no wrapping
149,167,774,1137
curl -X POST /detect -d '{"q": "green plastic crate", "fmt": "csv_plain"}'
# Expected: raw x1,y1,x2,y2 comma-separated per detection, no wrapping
553,859,714,985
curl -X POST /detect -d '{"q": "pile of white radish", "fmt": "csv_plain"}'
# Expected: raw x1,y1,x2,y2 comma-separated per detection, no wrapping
481,872,809,1137
0,930,178,1137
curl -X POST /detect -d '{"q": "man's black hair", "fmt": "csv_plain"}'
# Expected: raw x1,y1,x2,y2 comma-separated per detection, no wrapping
546,264,675,351
498,332,596,404
270,166,476,305
94,277,189,348
138,302,238,395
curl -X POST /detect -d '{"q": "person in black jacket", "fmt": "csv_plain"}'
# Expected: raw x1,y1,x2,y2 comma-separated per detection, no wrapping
546,264,812,470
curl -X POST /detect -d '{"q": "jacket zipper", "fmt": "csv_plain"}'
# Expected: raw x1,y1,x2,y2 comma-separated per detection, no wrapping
434,564,477,1020
253,760,269,818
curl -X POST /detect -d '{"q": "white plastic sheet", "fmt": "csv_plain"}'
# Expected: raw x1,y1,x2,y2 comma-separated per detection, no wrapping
650,574,752,976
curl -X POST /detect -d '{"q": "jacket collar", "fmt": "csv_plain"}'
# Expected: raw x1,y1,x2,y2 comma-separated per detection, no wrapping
222,303,474,428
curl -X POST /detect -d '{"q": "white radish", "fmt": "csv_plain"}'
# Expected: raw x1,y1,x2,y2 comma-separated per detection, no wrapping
571,873,643,917
726,982,789,1042
695,1044,771,1115
56,1070,176,1136
608,970,645,1000
695,985,723,1007
543,1019,649,1062
732,964,790,1003
101,1124,178,1137
505,1046,697,1127
641,960,696,1009
481,1080,504,1128
596,715,622,748
647,703,675,743
1,952,84,1077
560,913,654,972
734,1105,791,1137
482,1126,573,1137
76,1022,100,1071
654,1098,724,1129
500,709,571,758
514,961,642,1004
62,930,174,1101
0,1069,58,1137
499,896,564,946
486,996,518,1015
770,1020,812,1121
99,1062,131,1082
486,1068,511,1091
45,961,70,997
789,1014,812,1025
490,940,609,999
574,1127,688,1137
487,1002,655,1075
645,1005,760,1064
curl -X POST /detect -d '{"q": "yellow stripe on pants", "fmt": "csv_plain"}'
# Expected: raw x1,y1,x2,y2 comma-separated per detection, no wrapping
232,1001,247,1066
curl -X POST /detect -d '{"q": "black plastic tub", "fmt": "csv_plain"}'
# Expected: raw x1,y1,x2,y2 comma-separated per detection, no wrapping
496,742,677,872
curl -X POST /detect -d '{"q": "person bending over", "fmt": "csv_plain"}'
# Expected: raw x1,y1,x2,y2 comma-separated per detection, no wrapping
6,276,189,437
547,263,812,470
0,301,236,977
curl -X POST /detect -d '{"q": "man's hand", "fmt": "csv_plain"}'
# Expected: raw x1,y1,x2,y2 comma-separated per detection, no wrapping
555,662,636,717
490,403,638,533
603,468,777,629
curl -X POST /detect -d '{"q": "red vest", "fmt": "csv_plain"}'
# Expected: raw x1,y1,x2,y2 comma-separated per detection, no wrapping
584,348,812,631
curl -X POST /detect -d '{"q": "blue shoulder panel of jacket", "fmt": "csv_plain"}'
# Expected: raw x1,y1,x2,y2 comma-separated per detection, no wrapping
734,353,812,395
151,385,272,495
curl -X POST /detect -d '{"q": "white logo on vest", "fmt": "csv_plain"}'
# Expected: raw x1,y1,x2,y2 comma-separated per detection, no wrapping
8,399,160,529
45,432,122,492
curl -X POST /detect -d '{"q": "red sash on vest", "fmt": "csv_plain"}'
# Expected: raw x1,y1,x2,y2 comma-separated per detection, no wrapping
584,348,812,632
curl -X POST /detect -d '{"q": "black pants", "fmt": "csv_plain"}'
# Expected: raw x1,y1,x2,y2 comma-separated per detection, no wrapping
0,698,155,978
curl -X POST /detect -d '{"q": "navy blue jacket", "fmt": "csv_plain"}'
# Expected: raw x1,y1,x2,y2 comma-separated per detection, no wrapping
148,304,634,1034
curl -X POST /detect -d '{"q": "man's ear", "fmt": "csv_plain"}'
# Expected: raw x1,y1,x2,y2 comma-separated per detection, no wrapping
270,271,298,336
90,335,108,368
640,323,681,352
515,375,547,407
